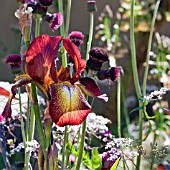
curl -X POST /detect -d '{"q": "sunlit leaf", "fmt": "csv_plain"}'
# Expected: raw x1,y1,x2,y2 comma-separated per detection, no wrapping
110,157,121,170
92,148,101,170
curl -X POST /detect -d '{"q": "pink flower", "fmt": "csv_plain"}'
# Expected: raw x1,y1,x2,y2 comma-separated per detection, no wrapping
0,115,4,122
46,12,63,31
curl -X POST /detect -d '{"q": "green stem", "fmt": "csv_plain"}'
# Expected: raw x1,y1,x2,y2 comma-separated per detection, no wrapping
18,88,26,146
18,88,29,170
58,0,65,36
130,0,141,98
75,119,86,170
65,0,72,37
28,107,35,141
86,13,94,61
61,126,68,170
35,15,41,37
121,84,130,137
29,15,47,158
117,77,121,138
130,1,144,169
31,83,47,158
142,0,161,96
25,96,30,141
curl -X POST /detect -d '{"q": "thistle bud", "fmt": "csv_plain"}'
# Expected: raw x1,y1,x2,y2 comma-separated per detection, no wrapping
39,0,53,7
87,1,97,13
6,54,22,74
87,47,109,71
97,66,122,82
68,31,84,48
45,12,63,31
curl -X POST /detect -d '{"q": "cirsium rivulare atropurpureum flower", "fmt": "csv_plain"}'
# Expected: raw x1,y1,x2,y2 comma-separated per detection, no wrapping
2,34,108,127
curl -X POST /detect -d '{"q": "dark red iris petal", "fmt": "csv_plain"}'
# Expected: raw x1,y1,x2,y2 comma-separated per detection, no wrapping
26,34,62,85
78,77,100,97
49,83,91,126
63,38,86,84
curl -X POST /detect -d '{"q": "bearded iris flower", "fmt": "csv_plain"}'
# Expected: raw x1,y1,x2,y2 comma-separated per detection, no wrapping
2,34,107,127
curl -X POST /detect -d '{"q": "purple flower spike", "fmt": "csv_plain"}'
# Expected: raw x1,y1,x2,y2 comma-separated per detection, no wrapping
68,31,84,47
46,12,63,31
6,54,22,74
39,0,53,7
87,47,109,71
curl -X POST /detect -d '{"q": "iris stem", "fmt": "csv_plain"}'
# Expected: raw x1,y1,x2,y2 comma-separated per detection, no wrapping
18,88,28,170
117,77,121,138
31,15,47,158
25,96,30,141
31,83,47,158
75,119,86,170
61,126,68,170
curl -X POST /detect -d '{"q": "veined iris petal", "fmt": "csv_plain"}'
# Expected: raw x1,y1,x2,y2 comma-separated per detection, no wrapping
26,34,62,85
63,38,86,84
49,83,91,126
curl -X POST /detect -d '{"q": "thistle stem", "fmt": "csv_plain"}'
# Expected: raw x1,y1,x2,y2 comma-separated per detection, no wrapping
86,13,94,61
130,0,143,169
65,0,72,37
58,1,71,169
75,119,86,170
142,0,161,96
142,2,161,169
58,0,65,36
117,77,121,138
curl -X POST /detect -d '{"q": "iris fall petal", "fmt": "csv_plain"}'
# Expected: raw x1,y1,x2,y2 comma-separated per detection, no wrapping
49,83,91,126
78,77,100,97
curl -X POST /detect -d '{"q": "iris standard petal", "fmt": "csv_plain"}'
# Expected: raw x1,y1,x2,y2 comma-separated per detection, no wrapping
49,83,91,126
26,34,62,85
63,38,86,83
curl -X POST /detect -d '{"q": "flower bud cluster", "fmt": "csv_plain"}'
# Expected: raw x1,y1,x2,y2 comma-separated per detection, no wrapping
15,0,63,31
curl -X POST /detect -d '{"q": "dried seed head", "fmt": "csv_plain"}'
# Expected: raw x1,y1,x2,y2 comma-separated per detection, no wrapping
87,1,97,12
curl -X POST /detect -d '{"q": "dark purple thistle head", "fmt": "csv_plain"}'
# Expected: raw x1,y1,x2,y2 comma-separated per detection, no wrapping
33,3,48,16
68,31,84,48
87,0,97,12
46,12,63,31
6,54,22,74
101,148,121,170
97,66,122,82
39,0,53,6
87,47,109,71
